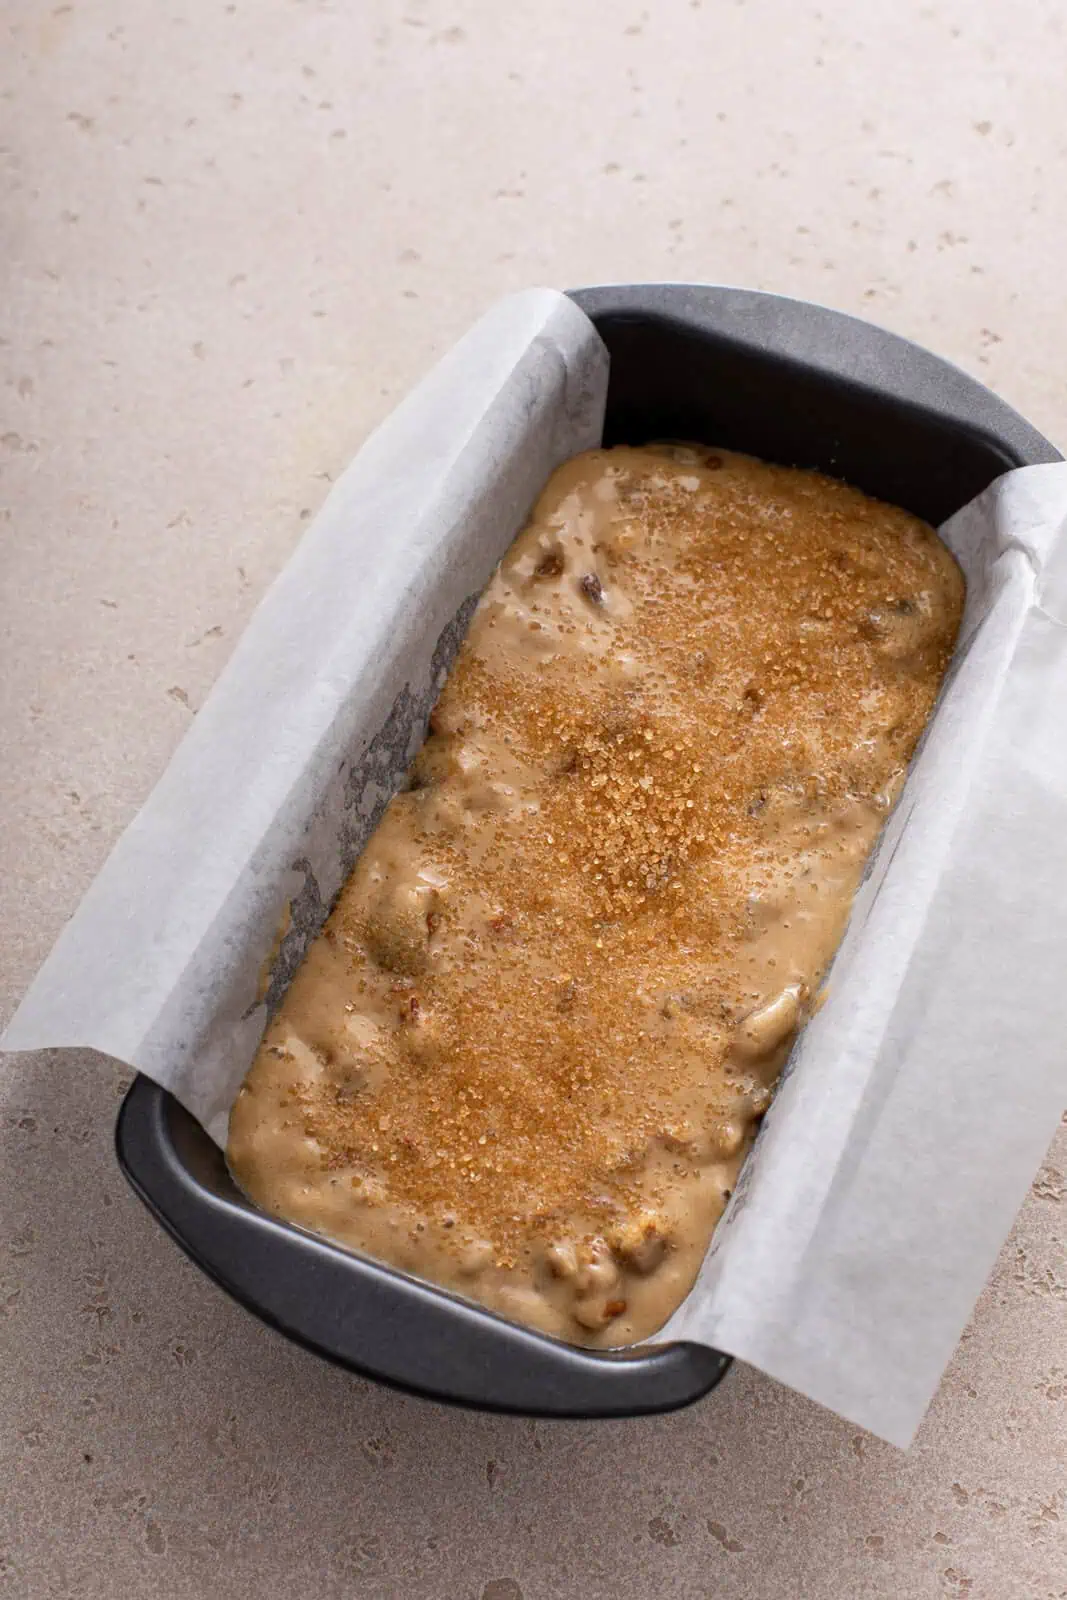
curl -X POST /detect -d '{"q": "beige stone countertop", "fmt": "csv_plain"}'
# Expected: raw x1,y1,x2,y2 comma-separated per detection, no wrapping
2,2,1066,1596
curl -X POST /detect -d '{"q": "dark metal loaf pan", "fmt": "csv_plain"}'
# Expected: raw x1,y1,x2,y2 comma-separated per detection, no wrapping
115,283,1061,1418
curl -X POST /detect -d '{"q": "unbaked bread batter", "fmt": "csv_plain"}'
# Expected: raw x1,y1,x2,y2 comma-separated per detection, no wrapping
227,444,964,1346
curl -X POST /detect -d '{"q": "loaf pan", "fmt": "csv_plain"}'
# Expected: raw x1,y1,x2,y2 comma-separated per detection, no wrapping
115,283,1060,1417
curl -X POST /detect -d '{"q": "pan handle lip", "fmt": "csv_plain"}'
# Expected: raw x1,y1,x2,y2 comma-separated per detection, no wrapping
567,281,1061,470
115,1074,730,1418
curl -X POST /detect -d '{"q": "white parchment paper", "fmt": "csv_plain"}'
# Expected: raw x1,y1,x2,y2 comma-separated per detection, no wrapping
4,289,1066,1447
657,462,1067,1444
2,289,609,1142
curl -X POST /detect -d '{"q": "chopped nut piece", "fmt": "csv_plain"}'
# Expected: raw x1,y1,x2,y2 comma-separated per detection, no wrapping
610,1212,671,1274
544,1240,579,1279
732,986,802,1064
573,1293,627,1330
575,1239,621,1298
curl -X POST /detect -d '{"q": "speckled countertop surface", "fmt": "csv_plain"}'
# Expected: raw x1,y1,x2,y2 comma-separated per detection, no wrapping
2,2,1066,1596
